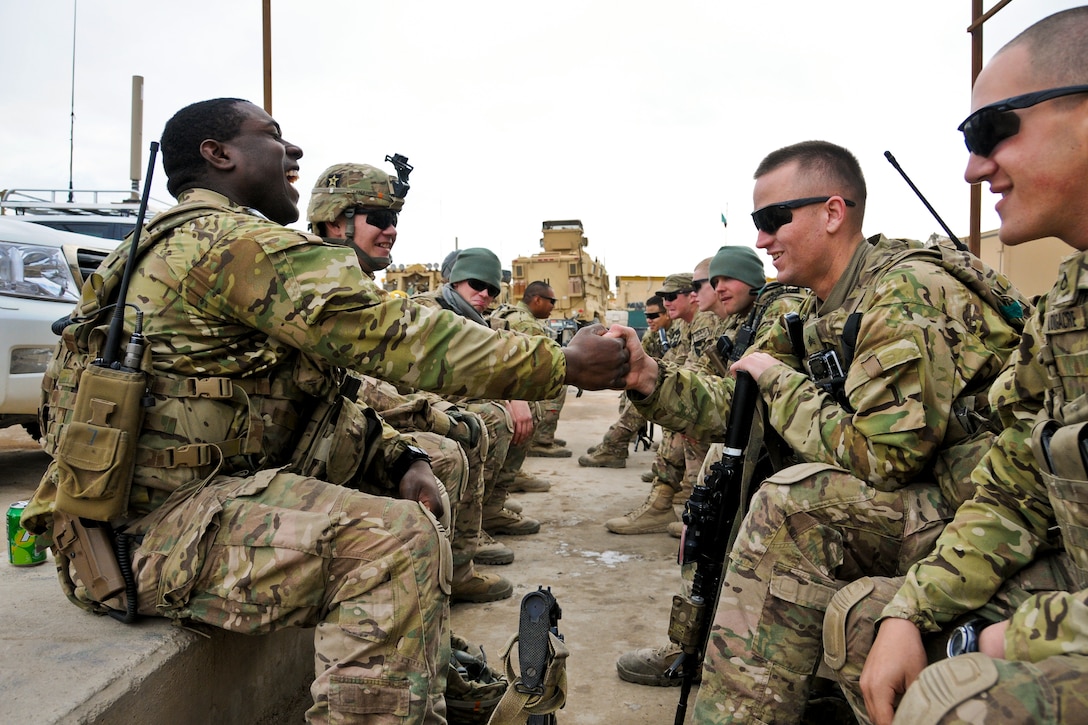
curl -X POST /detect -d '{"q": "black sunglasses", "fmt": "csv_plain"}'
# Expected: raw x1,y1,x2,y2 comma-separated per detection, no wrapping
538,295,557,304
751,196,857,234
645,311,662,320
692,278,710,293
466,278,501,297
958,84,1088,157
355,207,399,230
660,290,691,302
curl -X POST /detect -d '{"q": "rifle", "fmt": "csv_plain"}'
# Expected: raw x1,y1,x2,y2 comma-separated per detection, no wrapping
666,371,760,724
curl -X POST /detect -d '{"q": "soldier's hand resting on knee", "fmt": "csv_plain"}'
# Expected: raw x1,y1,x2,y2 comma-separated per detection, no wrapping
399,461,445,520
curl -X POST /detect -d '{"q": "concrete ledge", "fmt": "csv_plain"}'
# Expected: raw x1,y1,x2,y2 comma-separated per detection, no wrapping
2,553,313,724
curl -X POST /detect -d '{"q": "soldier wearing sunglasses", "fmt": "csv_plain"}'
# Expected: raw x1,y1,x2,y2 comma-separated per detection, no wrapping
307,162,402,275
412,248,546,545
857,8,1088,725
617,139,1022,724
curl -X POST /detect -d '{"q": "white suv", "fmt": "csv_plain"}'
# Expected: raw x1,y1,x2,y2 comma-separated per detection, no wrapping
0,217,119,437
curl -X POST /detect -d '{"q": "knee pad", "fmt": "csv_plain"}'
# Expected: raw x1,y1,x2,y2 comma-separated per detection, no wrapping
894,654,999,725
823,577,875,671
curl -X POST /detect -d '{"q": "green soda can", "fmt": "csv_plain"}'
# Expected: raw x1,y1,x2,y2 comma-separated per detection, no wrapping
7,500,46,566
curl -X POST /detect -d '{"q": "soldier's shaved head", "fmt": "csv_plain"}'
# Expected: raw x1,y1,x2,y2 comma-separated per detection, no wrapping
1001,6,1088,86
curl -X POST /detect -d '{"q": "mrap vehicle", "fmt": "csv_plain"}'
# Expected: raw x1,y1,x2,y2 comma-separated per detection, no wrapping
510,220,611,332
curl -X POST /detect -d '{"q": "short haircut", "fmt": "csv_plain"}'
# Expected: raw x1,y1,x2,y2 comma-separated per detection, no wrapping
1002,7,1088,86
694,257,712,279
646,295,663,309
754,140,867,219
524,280,553,302
161,98,251,197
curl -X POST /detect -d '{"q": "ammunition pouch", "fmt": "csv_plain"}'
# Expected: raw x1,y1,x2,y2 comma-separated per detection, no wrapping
54,364,147,521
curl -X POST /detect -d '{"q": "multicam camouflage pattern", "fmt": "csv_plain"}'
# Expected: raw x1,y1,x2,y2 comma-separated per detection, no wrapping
306,162,405,228
869,251,1088,723
632,236,1024,724
491,300,568,449
490,301,550,338
593,329,676,457
415,289,551,519
356,374,490,578
123,468,449,722
532,385,567,447
26,189,571,723
403,431,480,577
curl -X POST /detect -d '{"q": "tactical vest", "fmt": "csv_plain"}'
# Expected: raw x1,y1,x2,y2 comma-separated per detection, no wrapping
42,201,357,515
800,235,1030,505
1031,252,1088,588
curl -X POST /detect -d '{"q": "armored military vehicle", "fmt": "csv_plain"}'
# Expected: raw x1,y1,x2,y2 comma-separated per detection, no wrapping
510,220,611,329
382,262,444,296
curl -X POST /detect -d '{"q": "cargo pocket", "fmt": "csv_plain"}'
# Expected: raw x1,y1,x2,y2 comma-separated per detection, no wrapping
1044,469,1088,579
329,675,409,717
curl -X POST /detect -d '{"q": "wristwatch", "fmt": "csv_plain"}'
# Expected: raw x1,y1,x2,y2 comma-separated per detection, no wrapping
391,444,432,481
946,618,986,657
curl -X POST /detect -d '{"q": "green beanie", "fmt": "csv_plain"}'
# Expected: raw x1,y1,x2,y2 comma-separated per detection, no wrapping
709,246,766,290
449,248,502,290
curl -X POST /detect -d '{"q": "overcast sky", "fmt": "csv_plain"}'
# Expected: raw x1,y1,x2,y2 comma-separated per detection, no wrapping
0,0,1080,280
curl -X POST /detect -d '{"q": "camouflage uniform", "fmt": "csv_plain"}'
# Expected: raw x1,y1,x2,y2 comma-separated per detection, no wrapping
615,284,808,686
355,375,496,594
492,301,570,457
584,327,677,464
678,311,742,501
642,312,735,496
410,289,537,535
631,235,1023,724
645,318,691,489
836,252,1088,725
27,189,569,724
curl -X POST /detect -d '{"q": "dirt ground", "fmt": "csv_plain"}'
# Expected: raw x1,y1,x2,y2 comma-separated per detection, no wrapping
0,388,691,723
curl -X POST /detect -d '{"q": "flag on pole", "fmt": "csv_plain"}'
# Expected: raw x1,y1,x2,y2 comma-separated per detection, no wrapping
721,213,728,228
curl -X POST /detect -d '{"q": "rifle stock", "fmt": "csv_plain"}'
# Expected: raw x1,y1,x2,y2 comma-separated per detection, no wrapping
669,371,759,724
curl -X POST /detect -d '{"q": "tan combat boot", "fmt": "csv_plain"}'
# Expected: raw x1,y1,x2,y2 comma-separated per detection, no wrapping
509,471,552,492
605,484,678,534
616,642,701,687
667,520,684,539
474,530,515,565
482,506,541,536
578,448,627,469
451,567,514,604
640,470,656,483
527,442,573,458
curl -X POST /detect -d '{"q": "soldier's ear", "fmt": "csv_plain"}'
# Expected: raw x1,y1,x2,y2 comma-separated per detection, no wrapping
200,138,234,171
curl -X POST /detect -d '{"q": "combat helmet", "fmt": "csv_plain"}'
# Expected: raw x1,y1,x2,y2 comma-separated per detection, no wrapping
307,155,412,237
